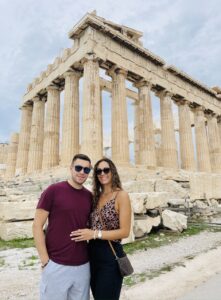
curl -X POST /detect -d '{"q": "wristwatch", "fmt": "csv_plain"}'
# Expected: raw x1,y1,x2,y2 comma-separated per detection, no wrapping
97,230,102,239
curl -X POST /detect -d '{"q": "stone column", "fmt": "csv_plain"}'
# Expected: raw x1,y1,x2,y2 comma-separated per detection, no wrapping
135,81,156,168
111,69,129,165
177,100,196,171
134,101,140,165
158,90,178,169
5,133,19,179
206,113,221,173
193,106,211,172
61,71,81,166
27,97,45,173
42,85,60,170
217,116,221,142
81,57,102,164
16,103,33,174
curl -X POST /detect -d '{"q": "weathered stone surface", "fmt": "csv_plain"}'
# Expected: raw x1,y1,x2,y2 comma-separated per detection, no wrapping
0,201,36,221
155,179,187,198
0,189,6,196
145,192,169,209
133,215,161,237
123,180,155,193
129,193,147,214
189,173,213,200
122,209,135,244
194,200,208,209
0,221,33,241
133,218,152,238
167,198,186,206
162,209,187,232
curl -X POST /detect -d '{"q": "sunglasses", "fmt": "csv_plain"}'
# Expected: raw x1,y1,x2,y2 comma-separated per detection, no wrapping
95,167,111,176
74,165,91,174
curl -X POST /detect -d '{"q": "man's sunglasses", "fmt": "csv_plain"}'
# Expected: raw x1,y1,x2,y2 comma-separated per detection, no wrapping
74,165,91,174
95,167,111,176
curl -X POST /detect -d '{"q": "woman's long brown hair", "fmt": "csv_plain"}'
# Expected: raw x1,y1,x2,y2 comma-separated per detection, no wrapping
92,157,122,208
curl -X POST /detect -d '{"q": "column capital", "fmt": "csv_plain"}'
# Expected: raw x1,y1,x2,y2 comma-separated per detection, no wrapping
63,70,82,79
217,115,221,123
81,53,100,65
46,84,60,92
175,99,190,107
134,79,152,89
106,65,127,78
19,103,33,111
204,110,217,119
155,89,173,99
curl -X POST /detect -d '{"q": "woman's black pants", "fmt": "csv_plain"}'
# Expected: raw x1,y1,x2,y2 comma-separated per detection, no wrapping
89,239,123,300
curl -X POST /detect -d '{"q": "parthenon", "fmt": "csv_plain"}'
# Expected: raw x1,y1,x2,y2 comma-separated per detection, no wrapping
1,11,221,178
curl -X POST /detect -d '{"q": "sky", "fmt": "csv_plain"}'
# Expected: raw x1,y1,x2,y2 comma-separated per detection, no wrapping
0,0,221,144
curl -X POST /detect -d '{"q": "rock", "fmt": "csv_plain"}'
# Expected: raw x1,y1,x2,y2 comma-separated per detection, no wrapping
0,189,6,196
195,200,208,209
210,199,219,207
146,209,160,217
0,201,37,221
155,180,187,199
129,193,147,214
123,180,155,193
145,192,169,209
168,199,186,207
133,216,161,238
0,221,33,240
122,209,135,244
162,209,187,232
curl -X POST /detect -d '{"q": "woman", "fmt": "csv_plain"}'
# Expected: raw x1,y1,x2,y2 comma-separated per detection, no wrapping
70,157,131,300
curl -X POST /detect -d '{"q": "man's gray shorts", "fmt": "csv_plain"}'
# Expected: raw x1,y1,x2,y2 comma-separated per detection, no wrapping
40,260,90,300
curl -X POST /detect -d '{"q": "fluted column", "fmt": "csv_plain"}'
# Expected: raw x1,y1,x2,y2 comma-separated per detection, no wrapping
111,69,129,165
158,90,178,169
5,133,19,179
217,116,221,142
135,81,156,168
177,100,196,171
134,102,140,164
193,106,211,172
206,112,221,173
42,85,60,170
81,57,102,163
27,97,45,173
61,71,81,166
16,104,33,174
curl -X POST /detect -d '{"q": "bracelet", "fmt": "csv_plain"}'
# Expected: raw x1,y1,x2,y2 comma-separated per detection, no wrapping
97,230,102,239
93,230,97,240
41,260,49,268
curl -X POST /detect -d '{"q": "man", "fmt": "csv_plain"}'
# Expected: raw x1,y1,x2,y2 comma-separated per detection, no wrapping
33,153,93,300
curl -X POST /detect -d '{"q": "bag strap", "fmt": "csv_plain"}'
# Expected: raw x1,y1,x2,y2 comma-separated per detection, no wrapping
98,200,119,259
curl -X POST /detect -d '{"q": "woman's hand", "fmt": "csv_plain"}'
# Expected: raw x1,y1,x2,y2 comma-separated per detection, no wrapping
70,229,94,242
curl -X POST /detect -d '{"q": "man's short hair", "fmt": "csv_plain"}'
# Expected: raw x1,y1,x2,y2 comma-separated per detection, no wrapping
71,154,91,165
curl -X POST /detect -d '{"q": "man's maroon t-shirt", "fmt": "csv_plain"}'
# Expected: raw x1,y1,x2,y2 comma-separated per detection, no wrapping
37,181,92,266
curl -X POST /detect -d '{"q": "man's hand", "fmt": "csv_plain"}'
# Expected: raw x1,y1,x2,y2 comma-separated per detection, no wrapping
70,229,94,242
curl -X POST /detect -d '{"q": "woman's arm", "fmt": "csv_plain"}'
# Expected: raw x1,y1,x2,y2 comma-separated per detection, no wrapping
70,191,131,242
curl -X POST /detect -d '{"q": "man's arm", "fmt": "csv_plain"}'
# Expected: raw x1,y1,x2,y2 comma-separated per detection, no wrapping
32,209,49,267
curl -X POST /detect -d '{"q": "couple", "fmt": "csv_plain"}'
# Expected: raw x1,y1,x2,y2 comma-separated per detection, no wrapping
33,153,132,300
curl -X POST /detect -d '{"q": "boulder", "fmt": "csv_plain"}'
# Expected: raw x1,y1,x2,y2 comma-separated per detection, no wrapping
0,221,33,241
129,193,147,214
155,180,187,199
145,192,169,209
162,209,187,232
0,201,36,221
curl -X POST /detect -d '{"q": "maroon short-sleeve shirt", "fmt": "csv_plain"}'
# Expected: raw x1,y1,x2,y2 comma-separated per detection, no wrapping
37,181,92,266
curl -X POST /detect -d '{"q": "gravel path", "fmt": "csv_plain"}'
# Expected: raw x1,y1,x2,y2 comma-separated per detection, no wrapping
1,230,221,300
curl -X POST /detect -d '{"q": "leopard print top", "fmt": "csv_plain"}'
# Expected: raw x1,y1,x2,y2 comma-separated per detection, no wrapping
90,194,120,241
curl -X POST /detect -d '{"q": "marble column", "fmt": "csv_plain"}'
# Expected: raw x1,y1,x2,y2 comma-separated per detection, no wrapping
177,100,196,171
61,71,81,166
135,81,156,168
42,85,60,170
27,96,45,173
206,113,221,173
134,101,140,165
217,116,221,143
111,69,129,165
193,106,211,172
5,133,19,179
81,57,102,164
16,103,33,174
158,90,178,169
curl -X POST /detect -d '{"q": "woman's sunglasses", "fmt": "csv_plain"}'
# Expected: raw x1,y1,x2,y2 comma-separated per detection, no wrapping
74,165,91,174
95,167,111,176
